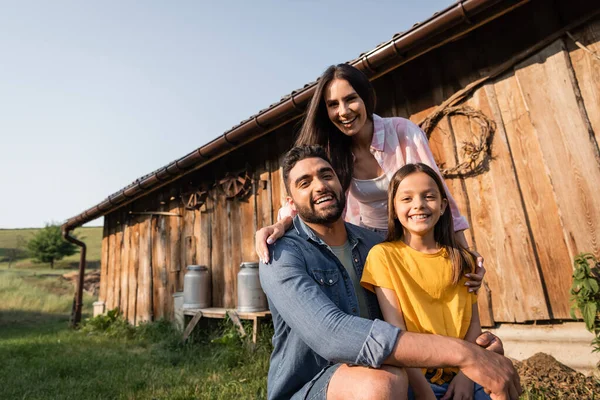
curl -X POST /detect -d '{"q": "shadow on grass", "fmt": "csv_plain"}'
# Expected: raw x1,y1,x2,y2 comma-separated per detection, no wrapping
0,310,79,340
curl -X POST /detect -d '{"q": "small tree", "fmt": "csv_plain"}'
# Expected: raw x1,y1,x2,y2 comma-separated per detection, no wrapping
27,224,78,268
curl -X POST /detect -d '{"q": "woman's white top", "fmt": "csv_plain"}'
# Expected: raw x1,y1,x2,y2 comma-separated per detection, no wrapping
349,173,390,230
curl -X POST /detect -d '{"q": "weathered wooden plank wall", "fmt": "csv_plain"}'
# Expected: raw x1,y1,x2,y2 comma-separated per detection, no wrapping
96,4,600,326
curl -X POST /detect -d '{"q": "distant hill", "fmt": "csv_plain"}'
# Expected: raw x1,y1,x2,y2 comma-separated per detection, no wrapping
0,226,103,270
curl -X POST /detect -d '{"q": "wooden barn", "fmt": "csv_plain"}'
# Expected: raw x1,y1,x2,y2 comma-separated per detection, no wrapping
63,0,600,371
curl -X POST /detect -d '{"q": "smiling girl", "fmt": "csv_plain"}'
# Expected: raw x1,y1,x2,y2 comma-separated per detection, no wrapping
360,163,490,400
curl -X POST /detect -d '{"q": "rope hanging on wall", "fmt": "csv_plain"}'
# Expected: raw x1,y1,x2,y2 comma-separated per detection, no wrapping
419,105,496,179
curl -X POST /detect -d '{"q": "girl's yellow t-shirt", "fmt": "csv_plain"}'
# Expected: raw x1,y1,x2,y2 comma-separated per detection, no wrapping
360,240,477,381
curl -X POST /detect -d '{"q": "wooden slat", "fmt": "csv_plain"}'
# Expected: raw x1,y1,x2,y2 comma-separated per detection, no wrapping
113,214,124,314
222,201,234,308
199,196,213,269
493,71,574,318
152,204,168,320
119,211,130,321
567,20,600,168
211,192,225,307
225,200,243,308
198,197,213,307
449,85,549,322
193,208,202,266
127,220,140,325
166,198,182,319
182,208,196,269
99,222,109,304
136,216,153,323
266,161,280,228
105,216,116,311
183,307,270,319
240,188,256,263
515,39,600,259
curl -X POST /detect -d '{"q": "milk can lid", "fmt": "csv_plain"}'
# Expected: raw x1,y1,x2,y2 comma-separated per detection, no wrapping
240,262,259,268
187,265,208,271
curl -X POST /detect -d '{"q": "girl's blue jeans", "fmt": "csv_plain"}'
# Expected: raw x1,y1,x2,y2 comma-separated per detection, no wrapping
408,381,491,400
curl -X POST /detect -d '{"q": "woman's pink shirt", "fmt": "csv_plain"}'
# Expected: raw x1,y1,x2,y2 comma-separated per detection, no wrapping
278,114,469,232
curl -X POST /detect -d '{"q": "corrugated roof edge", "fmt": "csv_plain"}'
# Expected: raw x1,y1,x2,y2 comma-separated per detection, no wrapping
62,0,529,232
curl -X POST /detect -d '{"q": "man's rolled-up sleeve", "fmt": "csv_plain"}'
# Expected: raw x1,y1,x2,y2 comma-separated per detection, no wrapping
259,238,400,368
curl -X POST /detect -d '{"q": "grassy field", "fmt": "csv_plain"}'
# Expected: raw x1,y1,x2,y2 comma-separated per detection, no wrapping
0,267,271,400
0,226,270,399
0,226,103,270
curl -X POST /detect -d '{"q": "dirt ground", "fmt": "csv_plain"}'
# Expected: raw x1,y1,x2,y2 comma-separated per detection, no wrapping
515,353,600,399
62,270,100,296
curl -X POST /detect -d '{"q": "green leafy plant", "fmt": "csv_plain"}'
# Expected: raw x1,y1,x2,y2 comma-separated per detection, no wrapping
80,308,135,338
570,253,600,352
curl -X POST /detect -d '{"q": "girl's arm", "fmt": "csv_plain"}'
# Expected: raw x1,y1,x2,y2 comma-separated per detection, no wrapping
464,303,483,344
375,286,436,400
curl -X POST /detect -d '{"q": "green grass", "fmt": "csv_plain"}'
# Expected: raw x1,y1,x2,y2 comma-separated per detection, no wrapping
0,226,103,270
0,267,271,400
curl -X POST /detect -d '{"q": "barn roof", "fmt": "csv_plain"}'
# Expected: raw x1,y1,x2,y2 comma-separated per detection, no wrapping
62,0,528,232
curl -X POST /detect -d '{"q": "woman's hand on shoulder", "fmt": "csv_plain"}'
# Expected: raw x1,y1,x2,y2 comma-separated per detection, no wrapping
255,218,291,264
465,250,486,294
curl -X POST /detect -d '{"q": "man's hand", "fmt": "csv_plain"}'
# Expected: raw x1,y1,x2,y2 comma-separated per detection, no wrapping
475,332,504,355
459,344,521,400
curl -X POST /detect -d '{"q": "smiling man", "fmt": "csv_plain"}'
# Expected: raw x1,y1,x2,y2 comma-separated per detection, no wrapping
259,145,521,400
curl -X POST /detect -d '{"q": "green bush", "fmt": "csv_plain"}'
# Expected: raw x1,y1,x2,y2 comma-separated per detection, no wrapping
570,253,600,353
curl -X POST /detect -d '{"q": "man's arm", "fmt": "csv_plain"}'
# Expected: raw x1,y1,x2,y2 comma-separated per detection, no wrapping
384,332,521,400
259,239,399,367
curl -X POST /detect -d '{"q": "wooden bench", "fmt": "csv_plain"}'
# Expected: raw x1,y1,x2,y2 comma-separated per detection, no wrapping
182,307,271,344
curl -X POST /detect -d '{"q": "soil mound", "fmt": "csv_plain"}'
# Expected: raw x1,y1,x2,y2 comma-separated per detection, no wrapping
61,270,100,296
514,352,600,399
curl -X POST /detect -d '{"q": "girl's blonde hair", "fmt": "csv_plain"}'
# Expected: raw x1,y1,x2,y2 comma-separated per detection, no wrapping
386,163,476,285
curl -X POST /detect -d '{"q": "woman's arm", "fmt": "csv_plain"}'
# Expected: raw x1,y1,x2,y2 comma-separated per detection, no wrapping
255,214,293,264
375,286,436,400
455,230,486,293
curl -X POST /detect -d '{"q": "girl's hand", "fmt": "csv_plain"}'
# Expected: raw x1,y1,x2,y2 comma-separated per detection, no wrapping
255,219,289,264
464,250,486,294
441,372,474,400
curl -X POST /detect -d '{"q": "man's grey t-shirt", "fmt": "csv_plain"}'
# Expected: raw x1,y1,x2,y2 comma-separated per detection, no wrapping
330,241,370,318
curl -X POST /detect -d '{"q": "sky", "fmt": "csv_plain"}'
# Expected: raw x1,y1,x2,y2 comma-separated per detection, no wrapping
0,0,451,229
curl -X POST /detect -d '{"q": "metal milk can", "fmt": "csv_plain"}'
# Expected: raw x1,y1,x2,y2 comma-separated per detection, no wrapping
183,265,211,309
237,262,268,312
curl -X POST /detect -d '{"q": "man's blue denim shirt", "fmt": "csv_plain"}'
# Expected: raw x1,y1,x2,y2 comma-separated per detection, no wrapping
259,216,401,400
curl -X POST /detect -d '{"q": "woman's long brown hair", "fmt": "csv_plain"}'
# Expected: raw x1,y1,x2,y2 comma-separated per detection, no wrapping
386,163,476,285
295,64,376,193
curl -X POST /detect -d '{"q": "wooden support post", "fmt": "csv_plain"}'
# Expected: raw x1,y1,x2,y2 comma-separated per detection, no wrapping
182,312,203,342
226,310,247,338
252,316,259,344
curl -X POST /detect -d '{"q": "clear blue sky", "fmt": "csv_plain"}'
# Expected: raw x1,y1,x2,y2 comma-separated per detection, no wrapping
0,0,451,229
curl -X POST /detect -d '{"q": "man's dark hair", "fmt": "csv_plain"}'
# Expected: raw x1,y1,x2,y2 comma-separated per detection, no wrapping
282,144,332,194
